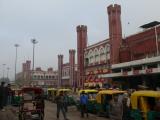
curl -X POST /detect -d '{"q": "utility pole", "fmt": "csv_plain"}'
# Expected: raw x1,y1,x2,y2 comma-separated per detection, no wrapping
14,44,19,82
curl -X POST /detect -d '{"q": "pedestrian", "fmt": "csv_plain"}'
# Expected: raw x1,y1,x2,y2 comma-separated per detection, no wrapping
7,84,12,105
122,93,131,120
109,95,123,120
80,91,89,118
3,83,9,106
35,93,45,117
55,91,69,120
63,91,69,112
0,82,6,111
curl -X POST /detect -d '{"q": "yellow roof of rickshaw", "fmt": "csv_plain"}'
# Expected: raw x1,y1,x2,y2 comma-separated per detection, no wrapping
131,90,160,97
79,89,98,93
98,90,126,95
58,89,71,92
47,88,57,91
131,90,160,109
96,90,126,104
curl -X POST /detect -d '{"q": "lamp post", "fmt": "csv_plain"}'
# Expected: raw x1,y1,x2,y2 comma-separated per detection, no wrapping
14,44,19,81
7,67,10,79
31,39,38,86
31,39,38,71
2,64,6,81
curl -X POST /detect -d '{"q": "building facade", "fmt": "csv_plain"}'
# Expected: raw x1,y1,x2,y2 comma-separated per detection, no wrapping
16,60,31,86
58,49,77,88
31,67,58,87
83,40,111,88
16,60,58,87
77,4,160,89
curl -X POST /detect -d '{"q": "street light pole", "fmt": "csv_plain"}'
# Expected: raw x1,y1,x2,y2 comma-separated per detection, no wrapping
2,64,6,81
14,44,19,81
31,39,38,71
7,67,10,79
31,39,38,86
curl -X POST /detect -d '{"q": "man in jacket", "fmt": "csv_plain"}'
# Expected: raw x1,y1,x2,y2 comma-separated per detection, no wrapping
80,91,89,118
55,91,69,120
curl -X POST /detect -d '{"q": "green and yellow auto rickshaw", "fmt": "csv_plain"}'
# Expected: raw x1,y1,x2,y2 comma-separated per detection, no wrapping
95,90,126,117
130,90,160,120
77,89,98,113
47,88,57,102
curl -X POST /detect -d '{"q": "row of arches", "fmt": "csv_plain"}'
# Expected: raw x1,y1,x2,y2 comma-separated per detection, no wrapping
85,44,110,65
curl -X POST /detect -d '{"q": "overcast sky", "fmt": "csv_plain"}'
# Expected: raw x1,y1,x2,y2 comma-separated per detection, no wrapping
0,0,160,80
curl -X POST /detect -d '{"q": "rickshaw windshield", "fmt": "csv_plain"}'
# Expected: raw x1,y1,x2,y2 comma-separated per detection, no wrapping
88,92,97,99
23,91,35,101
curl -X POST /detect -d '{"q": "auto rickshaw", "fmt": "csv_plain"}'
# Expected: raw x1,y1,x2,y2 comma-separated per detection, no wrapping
47,88,57,102
95,90,126,117
18,87,44,120
57,88,76,106
130,90,160,120
76,89,98,113
12,88,22,106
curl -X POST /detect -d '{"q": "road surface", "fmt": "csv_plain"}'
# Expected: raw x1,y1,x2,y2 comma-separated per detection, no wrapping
0,101,108,120
45,100,108,120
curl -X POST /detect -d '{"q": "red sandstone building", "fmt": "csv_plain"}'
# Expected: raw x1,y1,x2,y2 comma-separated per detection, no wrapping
76,4,160,89
58,49,77,88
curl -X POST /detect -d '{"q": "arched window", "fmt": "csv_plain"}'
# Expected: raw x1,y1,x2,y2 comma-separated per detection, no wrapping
89,50,94,64
38,75,40,79
106,44,110,59
94,48,99,63
99,47,105,61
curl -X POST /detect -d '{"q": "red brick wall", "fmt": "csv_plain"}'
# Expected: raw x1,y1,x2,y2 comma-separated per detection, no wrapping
119,26,160,62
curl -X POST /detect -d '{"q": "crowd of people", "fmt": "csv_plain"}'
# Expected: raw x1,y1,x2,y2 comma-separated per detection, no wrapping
1,82,160,120
53,89,132,120
0,81,12,111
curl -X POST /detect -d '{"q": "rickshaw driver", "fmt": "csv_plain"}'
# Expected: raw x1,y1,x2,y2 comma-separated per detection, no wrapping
35,93,45,116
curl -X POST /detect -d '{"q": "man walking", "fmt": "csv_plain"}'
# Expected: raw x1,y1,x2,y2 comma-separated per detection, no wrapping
55,91,69,120
63,91,69,112
7,84,12,105
109,95,123,120
80,91,89,118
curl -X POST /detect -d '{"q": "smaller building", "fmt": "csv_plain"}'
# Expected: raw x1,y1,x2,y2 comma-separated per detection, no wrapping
16,60,58,88
31,67,58,87
16,60,31,86
58,49,77,88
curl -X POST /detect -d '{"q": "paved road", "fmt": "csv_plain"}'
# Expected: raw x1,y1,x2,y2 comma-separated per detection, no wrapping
0,101,108,120
0,106,18,120
45,100,108,120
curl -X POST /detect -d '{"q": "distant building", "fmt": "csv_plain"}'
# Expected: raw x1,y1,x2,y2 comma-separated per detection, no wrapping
58,49,77,88
16,60,31,86
30,67,58,87
16,60,58,87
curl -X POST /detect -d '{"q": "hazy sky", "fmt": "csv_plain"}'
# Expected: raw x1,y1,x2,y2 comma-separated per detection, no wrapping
0,0,160,80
